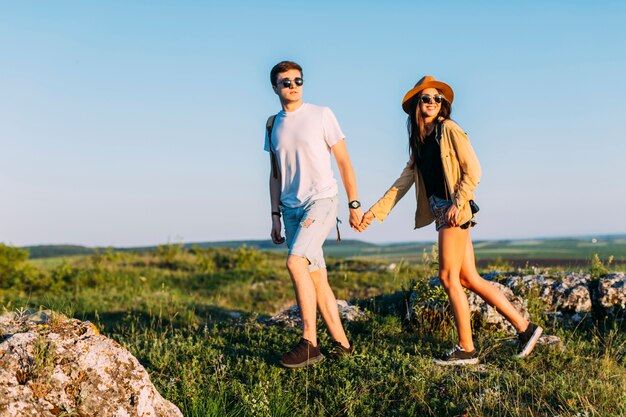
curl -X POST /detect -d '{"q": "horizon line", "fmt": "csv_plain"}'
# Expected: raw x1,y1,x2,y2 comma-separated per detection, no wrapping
13,232,626,249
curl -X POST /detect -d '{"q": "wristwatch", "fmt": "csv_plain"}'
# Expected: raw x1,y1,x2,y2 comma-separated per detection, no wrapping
348,200,361,209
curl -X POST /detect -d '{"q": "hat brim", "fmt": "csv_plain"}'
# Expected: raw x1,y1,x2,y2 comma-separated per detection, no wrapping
401,80,454,113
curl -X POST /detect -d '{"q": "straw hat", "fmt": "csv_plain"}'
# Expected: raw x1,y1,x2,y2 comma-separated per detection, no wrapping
401,75,454,114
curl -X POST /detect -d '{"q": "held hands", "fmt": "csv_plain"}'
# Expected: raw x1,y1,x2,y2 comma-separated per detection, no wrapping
357,210,375,232
349,207,365,232
270,216,285,244
272,205,372,240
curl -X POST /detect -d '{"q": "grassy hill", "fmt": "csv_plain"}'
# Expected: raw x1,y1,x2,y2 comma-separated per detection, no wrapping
1,243,624,416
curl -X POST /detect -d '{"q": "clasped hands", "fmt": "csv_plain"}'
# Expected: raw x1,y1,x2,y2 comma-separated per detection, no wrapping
349,208,375,233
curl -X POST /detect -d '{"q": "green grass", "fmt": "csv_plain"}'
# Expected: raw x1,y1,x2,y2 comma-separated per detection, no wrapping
2,244,626,416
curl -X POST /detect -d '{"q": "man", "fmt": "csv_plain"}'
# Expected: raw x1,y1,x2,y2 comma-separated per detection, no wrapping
265,60,364,368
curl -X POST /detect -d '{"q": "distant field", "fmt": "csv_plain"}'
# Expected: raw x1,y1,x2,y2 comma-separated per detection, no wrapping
22,235,626,267
320,237,626,267
28,255,84,269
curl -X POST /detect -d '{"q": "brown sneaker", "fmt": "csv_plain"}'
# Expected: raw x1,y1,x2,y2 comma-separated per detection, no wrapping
279,338,324,368
327,341,353,360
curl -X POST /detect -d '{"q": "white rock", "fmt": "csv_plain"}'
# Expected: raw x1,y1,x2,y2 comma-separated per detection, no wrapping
0,310,182,417
595,273,626,311
265,300,367,328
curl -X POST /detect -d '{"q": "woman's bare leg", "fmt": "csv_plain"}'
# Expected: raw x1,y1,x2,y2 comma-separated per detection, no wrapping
438,226,474,352
459,236,529,332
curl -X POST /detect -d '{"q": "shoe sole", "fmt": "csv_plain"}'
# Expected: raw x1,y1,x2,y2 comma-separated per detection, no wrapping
516,326,543,359
279,354,325,369
433,357,479,366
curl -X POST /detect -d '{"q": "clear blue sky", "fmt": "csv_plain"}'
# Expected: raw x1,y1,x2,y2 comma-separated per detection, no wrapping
1,1,625,247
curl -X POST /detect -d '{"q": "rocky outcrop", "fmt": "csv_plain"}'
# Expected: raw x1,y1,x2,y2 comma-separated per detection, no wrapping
501,273,593,314
263,299,367,328
0,310,182,417
465,281,530,334
408,272,626,332
264,274,625,332
595,273,626,313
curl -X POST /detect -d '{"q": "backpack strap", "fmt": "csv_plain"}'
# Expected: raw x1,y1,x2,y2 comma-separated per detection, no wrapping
266,115,278,179
435,120,443,144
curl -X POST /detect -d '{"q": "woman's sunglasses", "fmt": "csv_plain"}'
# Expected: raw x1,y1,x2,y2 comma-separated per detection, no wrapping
420,94,445,104
277,77,304,88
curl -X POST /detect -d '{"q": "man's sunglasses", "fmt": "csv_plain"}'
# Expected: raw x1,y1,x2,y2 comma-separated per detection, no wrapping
420,94,445,104
277,77,304,88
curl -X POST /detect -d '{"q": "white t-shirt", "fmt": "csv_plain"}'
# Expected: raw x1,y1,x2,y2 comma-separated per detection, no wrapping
264,103,345,208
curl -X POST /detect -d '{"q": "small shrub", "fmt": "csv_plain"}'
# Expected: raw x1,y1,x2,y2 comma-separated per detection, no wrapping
421,244,439,277
486,256,513,272
191,246,216,274
522,286,549,328
212,248,236,270
89,247,130,268
0,244,30,289
233,245,263,270
208,246,264,272
155,243,193,270
33,332,56,376
49,261,78,291
239,380,271,417
407,277,453,336
589,253,613,278
14,331,56,393
0,243,29,272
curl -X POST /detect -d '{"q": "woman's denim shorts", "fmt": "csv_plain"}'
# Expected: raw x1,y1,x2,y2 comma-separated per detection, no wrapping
281,196,338,272
428,195,476,231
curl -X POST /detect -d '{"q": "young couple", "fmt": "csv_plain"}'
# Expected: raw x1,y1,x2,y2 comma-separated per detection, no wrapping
265,61,542,368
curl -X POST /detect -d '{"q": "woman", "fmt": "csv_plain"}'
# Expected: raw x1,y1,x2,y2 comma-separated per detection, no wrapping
359,76,542,365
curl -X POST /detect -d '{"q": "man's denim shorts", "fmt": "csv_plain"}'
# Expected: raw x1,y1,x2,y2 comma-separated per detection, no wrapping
428,195,476,231
281,196,338,272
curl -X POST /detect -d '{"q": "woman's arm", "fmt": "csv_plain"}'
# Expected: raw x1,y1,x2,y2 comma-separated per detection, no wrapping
367,158,416,222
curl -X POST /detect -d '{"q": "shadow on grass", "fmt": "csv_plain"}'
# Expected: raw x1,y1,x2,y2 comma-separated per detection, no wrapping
78,303,250,334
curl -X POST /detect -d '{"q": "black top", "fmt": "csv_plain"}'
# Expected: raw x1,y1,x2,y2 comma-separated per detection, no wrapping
415,127,447,199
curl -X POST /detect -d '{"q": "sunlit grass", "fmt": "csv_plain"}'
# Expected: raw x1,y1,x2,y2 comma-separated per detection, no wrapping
2,244,625,416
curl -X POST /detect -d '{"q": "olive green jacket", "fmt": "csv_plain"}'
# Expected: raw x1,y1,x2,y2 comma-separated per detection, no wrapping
369,119,481,229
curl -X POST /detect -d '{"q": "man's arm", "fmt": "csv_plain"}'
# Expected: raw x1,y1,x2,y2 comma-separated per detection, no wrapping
332,140,364,231
269,155,285,244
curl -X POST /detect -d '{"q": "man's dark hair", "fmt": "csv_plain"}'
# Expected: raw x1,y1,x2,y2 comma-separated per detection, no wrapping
270,61,303,86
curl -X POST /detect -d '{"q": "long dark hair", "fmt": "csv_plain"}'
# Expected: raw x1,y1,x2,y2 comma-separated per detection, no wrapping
407,90,452,168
